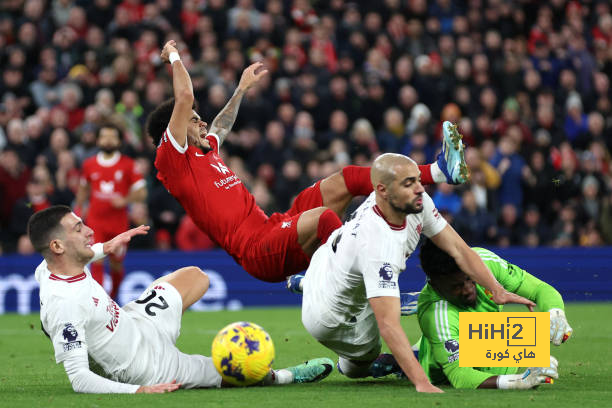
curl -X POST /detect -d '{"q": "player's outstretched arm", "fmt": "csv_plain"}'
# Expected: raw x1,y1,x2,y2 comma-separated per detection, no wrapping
512,272,573,345
162,40,194,147
478,356,559,389
66,362,181,394
61,348,142,393
88,225,149,264
431,226,535,310
208,62,269,145
102,225,150,256
369,296,443,393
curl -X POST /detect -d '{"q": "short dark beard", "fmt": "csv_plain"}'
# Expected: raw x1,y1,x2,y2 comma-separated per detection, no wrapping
100,146,119,154
389,195,423,215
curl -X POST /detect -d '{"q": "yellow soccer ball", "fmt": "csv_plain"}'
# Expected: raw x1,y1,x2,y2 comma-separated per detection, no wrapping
211,321,275,386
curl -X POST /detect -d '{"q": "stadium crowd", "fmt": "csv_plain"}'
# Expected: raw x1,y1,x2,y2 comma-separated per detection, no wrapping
1,0,611,254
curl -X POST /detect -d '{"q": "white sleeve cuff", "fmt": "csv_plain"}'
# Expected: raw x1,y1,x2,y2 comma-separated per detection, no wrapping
129,179,147,192
166,127,188,154
207,132,220,152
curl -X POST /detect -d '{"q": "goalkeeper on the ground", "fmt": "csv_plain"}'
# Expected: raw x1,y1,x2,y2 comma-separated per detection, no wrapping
409,240,572,389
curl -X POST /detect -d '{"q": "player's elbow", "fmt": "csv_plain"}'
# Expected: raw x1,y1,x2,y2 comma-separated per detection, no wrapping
70,380,87,393
66,368,92,393
176,88,194,105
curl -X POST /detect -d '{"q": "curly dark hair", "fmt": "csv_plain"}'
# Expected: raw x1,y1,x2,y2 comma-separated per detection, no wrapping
145,98,199,147
27,205,72,254
419,239,461,281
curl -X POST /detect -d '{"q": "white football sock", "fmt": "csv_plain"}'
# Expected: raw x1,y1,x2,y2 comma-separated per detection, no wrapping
431,162,447,183
273,369,294,385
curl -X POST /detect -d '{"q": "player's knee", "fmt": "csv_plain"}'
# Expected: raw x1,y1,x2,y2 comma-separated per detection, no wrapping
180,266,209,291
337,357,372,379
192,266,209,289
317,208,342,244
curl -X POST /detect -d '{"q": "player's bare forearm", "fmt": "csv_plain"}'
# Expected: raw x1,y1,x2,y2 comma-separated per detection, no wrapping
171,59,193,101
162,40,193,102
208,62,268,144
162,40,193,147
208,87,246,144
478,376,499,389
456,246,503,294
457,249,534,309
432,226,503,294
441,235,534,309
370,297,432,388
380,323,430,386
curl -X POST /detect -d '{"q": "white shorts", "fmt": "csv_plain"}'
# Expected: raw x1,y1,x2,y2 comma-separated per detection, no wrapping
302,303,381,362
122,282,222,388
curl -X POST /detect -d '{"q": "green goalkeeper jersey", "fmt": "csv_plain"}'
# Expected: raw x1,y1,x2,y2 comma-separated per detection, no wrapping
416,247,565,389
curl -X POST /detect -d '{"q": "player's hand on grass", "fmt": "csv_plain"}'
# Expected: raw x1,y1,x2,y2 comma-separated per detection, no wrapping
104,225,150,255
415,382,444,393
491,289,536,312
136,380,181,393
497,356,558,389
550,308,573,345
160,40,179,64
534,355,559,380
238,62,269,92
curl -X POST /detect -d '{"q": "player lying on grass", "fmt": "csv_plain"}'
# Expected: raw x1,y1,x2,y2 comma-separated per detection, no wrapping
30,205,333,394
146,40,469,284
409,240,572,389
296,154,534,393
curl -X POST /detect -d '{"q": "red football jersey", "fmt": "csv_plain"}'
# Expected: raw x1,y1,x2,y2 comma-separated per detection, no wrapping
154,128,266,257
81,152,145,229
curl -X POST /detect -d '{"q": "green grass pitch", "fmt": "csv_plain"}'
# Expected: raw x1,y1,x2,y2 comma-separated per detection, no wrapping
2,303,611,408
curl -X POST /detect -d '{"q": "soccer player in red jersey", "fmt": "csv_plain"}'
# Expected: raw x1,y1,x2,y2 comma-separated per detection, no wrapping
147,40,467,283
76,124,147,298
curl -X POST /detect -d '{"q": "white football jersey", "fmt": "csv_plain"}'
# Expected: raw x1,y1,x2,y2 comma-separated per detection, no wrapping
303,191,447,327
36,261,147,381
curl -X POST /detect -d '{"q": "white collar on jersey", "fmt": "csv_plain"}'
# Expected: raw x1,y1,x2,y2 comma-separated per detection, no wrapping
96,151,121,167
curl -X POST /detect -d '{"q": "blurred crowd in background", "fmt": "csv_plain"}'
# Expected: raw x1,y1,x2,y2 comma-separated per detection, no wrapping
1,0,612,254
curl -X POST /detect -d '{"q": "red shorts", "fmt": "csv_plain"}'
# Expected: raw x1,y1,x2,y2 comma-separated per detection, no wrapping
238,181,324,282
88,218,128,261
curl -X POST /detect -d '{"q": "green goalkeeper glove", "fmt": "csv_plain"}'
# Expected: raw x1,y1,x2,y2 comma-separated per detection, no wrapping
497,356,558,390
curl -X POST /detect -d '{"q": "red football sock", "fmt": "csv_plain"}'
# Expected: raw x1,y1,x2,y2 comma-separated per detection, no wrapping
90,262,104,287
342,165,373,197
418,164,434,185
317,209,342,244
110,266,125,300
